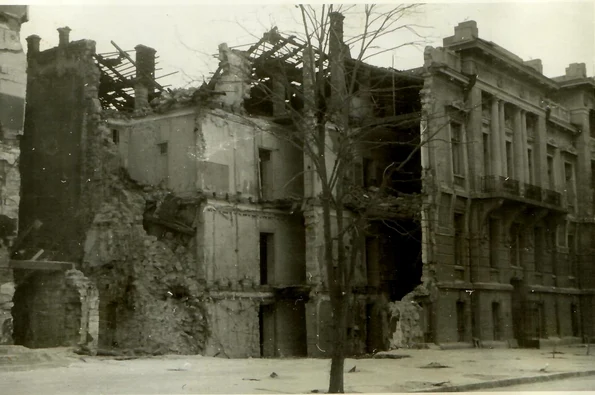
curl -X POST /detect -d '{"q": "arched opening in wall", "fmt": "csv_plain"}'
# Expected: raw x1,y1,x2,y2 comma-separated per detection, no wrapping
12,271,65,348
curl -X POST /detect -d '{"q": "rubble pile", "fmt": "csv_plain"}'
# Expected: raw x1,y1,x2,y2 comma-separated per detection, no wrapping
82,177,209,355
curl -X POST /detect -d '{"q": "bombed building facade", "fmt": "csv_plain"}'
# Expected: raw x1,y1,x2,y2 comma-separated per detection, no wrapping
6,16,595,355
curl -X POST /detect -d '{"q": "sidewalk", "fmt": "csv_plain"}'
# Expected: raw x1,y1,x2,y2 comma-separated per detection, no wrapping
0,344,594,393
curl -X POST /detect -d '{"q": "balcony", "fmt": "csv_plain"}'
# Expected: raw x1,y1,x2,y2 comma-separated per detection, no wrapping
482,176,520,196
480,176,565,210
524,183,542,202
543,189,561,206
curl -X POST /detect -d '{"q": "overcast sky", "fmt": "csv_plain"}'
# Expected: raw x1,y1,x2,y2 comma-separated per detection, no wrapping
18,1,595,89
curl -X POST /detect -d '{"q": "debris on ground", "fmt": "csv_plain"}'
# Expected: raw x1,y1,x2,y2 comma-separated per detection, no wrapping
419,362,450,369
242,378,260,381
373,352,411,359
432,380,450,386
348,366,357,373
270,372,278,378
539,363,549,372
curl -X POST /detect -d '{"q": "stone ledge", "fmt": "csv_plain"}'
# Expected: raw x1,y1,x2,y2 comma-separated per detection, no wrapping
414,369,595,392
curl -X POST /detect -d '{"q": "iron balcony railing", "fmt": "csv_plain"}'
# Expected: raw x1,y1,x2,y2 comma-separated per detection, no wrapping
544,189,562,206
523,183,542,202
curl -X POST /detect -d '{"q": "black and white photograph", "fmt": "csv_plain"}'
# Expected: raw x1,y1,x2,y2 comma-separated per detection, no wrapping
0,1,593,394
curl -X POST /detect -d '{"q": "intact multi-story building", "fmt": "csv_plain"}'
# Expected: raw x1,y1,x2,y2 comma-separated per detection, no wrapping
11,17,594,355
420,21,595,347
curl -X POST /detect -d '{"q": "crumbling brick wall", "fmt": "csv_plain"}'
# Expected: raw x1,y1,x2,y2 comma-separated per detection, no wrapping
83,179,209,354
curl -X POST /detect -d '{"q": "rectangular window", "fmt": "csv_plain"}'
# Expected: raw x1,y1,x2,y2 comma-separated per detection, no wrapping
547,156,555,189
505,141,513,178
510,223,521,267
527,149,534,184
258,148,273,200
454,213,464,266
483,133,490,176
568,232,577,277
489,218,499,268
565,161,576,210
534,227,544,272
451,122,464,176
158,142,168,155
112,129,119,145
259,232,274,285
492,302,501,341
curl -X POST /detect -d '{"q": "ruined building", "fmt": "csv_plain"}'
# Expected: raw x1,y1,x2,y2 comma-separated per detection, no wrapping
0,6,27,345
9,17,594,355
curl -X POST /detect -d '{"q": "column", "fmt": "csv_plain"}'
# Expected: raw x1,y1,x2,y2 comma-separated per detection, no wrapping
520,111,530,184
490,98,502,177
513,108,525,184
499,101,507,177
535,115,548,188
467,87,483,189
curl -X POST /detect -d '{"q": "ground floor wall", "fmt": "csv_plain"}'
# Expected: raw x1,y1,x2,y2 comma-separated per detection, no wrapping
11,269,98,351
0,266,14,344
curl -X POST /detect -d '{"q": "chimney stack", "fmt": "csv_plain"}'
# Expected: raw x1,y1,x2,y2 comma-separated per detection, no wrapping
57,26,71,47
565,63,587,79
26,34,40,61
134,44,156,111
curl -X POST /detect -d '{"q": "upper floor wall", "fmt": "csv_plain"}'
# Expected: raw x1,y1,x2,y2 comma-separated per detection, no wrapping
109,108,304,200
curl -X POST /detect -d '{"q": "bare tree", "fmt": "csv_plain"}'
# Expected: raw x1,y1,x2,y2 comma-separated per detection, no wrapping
188,4,455,393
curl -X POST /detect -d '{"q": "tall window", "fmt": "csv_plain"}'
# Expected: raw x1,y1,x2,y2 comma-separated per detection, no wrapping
565,162,576,211
454,213,464,266
259,148,273,200
451,122,464,176
547,156,555,189
510,223,522,267
527,149,534,184
259,232,274,285
505,141,513,178
456,301,466,342
489,218,499,268
568,232,577,277
483,133,490,176
534,227,544,273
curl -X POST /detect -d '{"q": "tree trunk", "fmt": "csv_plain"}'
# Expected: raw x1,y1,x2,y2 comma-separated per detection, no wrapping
328,294,348,393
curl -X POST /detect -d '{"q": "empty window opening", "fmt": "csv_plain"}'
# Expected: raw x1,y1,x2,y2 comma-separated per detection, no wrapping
454,213,464,266
483,133,490,176
534,227,544,273
567,232,577,277
158,142,168,155
547,156,555,189
259,232,274,285
488,218,499,268
456,300,466,342
527,149,534,184
510,223,522,267
505,141,513,178
451,122,464,176
258,148,273,200
111,129,119,145
492,302,501,341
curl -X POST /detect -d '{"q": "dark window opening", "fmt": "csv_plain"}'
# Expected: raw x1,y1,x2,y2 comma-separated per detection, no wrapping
158,142,168,155
510,223,522,267
534,227,544,273
489,218,499,268
259,232,274,285
259,304,275,357
547,156,555,189
505,141,513,178
492,301,501,341
568,233,577,277
258,148,273,200
454,213,464,266
112,129,119,145
483,133,490,176
451,122,464,176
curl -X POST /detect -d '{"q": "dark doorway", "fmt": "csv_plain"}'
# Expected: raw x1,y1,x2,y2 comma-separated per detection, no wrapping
259,304,275,357
571,303,580,337
510,278,524,345
456,300,466,342
366,302,385,353
492,301,501,341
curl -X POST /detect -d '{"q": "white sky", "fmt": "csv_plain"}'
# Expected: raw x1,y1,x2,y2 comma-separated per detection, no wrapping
16,1,595,89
